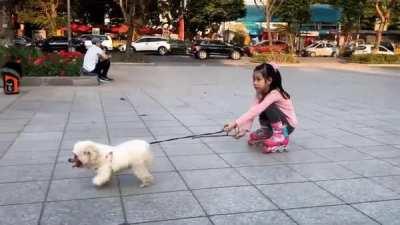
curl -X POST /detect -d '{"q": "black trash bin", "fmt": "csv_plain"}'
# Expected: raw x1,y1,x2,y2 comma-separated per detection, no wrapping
1,68,20,95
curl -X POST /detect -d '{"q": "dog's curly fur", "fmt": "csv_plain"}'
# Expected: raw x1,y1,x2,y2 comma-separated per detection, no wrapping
72,140,154,187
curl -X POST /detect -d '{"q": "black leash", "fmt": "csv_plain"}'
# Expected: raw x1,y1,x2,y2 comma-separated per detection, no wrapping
149,130,228,145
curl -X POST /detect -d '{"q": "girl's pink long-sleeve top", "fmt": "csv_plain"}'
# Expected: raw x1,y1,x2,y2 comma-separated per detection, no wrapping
235,90,298,132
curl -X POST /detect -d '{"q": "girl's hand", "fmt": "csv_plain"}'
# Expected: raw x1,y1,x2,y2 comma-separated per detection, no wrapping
234,130,246,139
223,122,237,133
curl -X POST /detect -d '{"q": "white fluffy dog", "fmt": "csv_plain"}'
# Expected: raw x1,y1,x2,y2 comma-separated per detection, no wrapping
69,140,154,187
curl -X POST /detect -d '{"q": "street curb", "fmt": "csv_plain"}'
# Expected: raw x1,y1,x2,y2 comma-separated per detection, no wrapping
21,76,99,86
367,64,400,68
111,62,155,65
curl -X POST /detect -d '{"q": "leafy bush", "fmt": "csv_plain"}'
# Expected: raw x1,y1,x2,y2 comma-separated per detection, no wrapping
251,53,299,64
1,46,83,76
0,46,42,66
0,47,8,66
350,54,400,64
63,58,83,76
231,31,247,47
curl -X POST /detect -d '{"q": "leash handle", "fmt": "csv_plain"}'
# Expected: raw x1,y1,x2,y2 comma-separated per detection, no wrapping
149,130,226,145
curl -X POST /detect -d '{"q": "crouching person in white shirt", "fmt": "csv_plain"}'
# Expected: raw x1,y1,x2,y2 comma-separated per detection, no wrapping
82,37,113,82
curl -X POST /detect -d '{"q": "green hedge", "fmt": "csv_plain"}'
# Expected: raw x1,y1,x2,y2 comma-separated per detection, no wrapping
0,46,42,66
350,54,400,64
0,46,82,76
250,53,299,64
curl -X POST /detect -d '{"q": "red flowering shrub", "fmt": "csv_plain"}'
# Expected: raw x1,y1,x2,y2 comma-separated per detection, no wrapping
33,55,48,65
26,51,83,76
58,50,82,60
1,46,84,76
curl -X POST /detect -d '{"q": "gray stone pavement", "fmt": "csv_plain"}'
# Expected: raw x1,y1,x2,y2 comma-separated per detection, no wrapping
0,63,400,225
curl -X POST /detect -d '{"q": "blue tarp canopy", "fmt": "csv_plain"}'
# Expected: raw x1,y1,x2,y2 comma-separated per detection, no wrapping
238,4,341,35
239,4,341,24
310,4,341,23
237,5,268,36
238,5,265,23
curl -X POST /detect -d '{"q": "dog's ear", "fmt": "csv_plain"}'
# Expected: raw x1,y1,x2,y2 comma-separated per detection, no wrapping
84,144,99,162
105,152,113,163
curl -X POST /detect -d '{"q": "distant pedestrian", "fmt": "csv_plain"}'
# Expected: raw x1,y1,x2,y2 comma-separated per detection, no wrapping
2,55,22,76
82,37,113,83
224,63,297,153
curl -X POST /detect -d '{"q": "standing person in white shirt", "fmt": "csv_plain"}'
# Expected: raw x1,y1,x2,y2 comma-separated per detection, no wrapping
82,37,113,82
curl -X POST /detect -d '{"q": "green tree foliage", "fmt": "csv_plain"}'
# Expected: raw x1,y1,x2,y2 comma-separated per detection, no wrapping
17,0,66,36
148,0,183,26
329,0,399,49
253,0,284,46
329,0,399,32
330,0,367,32
0,0,17,42
275,0,311,52
372,0,398,50
185,0,246,37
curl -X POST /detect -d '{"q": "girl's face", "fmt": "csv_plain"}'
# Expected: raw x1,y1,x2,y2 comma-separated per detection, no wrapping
253,72,272,94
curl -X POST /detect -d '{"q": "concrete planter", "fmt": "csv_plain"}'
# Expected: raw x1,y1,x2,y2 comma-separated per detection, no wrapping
20,76,98,86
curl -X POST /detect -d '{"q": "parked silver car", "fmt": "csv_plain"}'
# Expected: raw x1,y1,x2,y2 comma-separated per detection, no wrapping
303,41,337,57
118,36,171,55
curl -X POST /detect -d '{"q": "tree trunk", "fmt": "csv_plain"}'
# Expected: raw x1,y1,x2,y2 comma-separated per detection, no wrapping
115,0,137,56
126,20,135,55
267,15,272,46
49,2,58,36
0,2,15,45
42,1,58,36
125,1,137,56
265,0,272,46
373,0,394,53
374,24,384,53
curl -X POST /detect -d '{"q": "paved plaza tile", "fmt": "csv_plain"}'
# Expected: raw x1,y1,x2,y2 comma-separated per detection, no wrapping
193,186,277,215
353,200,400,225
371,175,400,194
47,178,120,201
316,178,400,203
210,211,296,225
134,217,213,225
0,203,42,225
41,198,124,225
1,64,400,224
180,168,250,189
0,164,53,183
288,162,362,181
119,172,187,195
285,205,380,225
258,182,343,209
123,191,205,223
0,181,48,205
237,165,307,184
169,154,230,170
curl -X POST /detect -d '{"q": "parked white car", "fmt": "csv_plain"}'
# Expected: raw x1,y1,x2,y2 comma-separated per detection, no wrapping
118,36,171,55
81,34,113,51
303,41,337,57
353,44,395,55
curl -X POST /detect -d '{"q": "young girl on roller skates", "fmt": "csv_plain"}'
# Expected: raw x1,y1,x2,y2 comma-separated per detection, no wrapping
224,63,297,153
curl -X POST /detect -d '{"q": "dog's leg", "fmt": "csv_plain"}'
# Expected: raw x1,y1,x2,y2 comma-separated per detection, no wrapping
132,163,154,187
93,165,112,186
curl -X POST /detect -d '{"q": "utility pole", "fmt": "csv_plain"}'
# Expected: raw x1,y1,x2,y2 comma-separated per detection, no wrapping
178,0,186,41
67,0,72,51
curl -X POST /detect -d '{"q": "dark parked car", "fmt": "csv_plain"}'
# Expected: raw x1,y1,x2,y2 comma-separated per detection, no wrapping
191,40,244,60
41,37,68,52
14,36,33,47
41,36,85,52
168,39,191,55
